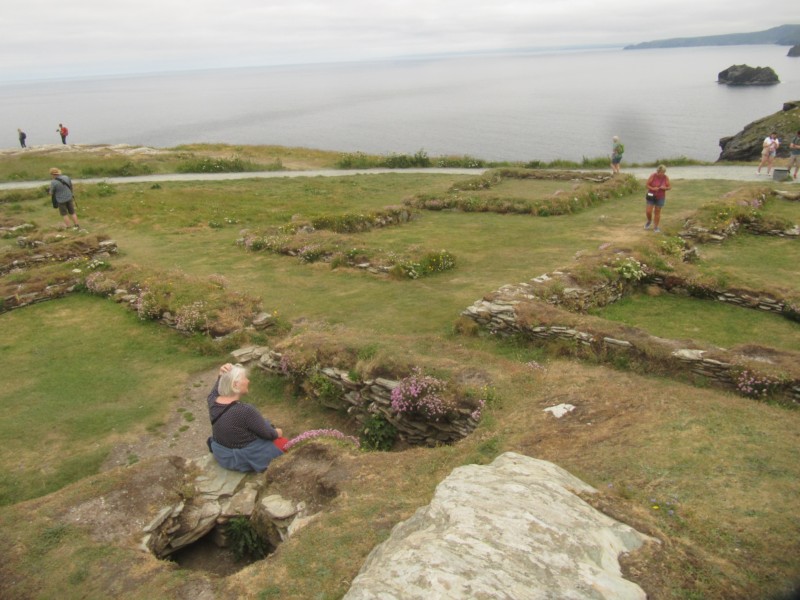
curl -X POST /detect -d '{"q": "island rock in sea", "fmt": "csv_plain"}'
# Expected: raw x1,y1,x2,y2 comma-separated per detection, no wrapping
718,64,779,86
718,101,800,161
789,45,800,57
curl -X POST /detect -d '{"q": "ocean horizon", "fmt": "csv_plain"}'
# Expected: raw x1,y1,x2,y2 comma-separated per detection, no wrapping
2,45,798,162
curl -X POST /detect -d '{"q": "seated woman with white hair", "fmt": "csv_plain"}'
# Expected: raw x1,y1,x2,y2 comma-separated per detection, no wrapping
207,363,288,472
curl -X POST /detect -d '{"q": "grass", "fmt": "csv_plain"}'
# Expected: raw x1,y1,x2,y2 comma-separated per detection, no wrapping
0,145,799,599
591,292,800,352
0,295,215,505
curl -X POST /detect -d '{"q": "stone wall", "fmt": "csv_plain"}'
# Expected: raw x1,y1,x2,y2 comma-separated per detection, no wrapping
0,238,118,276
142,454,312,559
231,345,481,446
462,295,800,405
650,274,800,322
0,239,118,313
681,220,800,243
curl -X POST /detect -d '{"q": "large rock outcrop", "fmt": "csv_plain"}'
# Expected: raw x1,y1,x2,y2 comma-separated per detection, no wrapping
717,64,779,86
344,453,654,600
718,101,800,161
788,45,800,57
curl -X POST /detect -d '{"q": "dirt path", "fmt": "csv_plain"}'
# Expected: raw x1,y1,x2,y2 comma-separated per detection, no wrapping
100,367,218,471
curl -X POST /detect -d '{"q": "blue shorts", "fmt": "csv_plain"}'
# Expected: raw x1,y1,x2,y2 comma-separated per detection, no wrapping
646,195,665,208
611,155,622,165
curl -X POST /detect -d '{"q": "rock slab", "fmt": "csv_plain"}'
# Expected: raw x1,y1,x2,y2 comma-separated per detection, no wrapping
344,452,653,600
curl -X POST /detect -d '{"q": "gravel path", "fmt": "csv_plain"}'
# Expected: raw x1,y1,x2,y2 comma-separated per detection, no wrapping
1,165,796,191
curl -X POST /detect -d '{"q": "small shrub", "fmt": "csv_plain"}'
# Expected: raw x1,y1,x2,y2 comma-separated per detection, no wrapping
176,156,259,173
613,257,646,282
298,244,325,263
227,517,269,561
95,182,116,197
79,161,153,178
359,413,398,451
418,250,456,274
307,371,344,407
135,289,162,320
335,152,375,169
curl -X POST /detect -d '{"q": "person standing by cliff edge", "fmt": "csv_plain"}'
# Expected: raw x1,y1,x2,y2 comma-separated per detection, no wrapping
18,129,27,148
610,136,624,174
788,129,800,180
56,123,69,144
756,132,779,175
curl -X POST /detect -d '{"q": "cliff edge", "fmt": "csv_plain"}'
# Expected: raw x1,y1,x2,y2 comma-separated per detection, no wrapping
718,101,800,161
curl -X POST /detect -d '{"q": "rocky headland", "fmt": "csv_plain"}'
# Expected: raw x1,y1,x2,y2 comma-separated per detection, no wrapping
789,44,800,57
625,24,800,50
718,100,800,161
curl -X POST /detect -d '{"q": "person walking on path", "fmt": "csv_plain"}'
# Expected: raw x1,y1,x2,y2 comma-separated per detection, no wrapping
49,167,80,230
610,136,624,174
788,130,800,180
757,132,779,175
645,164,671,233
17,129,26,148
56,123,69,144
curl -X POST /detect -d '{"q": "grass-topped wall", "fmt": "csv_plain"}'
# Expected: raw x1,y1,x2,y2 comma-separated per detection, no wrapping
237,206,457,279
404,169,639,216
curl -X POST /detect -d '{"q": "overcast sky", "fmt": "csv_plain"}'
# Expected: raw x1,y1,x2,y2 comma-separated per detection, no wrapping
1,1,790,82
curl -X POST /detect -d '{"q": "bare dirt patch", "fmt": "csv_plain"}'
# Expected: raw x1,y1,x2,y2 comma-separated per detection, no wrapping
101,367,219,471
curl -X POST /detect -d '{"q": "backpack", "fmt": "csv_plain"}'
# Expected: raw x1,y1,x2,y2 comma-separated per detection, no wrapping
62,127,69,136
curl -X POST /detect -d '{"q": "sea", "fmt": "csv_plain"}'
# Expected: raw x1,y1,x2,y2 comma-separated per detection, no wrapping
1,45,798,163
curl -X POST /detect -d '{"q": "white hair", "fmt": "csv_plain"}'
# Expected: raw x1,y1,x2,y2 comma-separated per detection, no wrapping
218,364,247,396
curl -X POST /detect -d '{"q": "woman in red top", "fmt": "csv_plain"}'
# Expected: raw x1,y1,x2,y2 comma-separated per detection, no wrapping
645,164,671,233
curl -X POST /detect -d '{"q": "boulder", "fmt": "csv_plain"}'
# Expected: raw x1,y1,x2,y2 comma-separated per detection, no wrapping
344,452,654,600
717,64,779,86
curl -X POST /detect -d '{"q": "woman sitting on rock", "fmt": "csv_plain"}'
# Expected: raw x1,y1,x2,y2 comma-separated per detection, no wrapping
207,363,288,472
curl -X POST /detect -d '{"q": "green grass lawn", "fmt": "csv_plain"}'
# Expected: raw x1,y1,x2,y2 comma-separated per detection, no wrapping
592,292,800,352
0,296,216,505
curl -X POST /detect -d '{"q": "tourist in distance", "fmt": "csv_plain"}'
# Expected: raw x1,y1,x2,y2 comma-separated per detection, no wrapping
207,363,288,472
756,132,779,175
644,164,671,233
17,128,26,148
49,167,81,230
788,129,800,180
610,136,624,174
56,123,69,144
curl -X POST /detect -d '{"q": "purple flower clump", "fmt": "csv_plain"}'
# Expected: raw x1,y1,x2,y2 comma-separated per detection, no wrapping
735,369,776,399
391,368,451,420
284,428,360,451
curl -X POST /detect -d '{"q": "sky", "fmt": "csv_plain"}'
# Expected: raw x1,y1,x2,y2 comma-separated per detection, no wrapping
1,1,792,82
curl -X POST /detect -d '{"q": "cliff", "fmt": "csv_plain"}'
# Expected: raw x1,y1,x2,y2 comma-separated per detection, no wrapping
717,101,800,161
626,24,800,50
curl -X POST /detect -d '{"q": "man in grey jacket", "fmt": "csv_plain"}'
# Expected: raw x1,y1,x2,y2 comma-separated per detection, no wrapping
49,167,81,230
